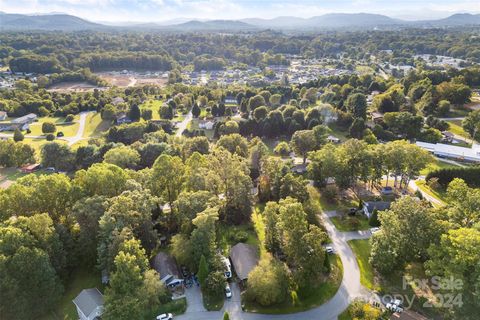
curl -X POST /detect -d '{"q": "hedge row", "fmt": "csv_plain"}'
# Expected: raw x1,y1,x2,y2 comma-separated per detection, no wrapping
426,166,480,188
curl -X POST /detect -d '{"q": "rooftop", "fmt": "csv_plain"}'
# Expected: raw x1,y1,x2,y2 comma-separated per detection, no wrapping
72,288,103,317
230,243,259,281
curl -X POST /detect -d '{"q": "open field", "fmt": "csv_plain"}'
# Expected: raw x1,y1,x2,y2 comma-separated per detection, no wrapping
28,116,80,137
96,72,168,88
46,82,104,93
83,112,111,138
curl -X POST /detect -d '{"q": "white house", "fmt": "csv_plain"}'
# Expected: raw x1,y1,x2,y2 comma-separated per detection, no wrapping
416,141,480,163
198,120,215,130
72,288,104,320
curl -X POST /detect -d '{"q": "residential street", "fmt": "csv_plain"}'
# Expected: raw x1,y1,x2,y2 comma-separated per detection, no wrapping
176,211,373,320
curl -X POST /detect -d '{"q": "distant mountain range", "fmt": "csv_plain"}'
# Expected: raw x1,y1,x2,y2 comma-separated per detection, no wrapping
1,12,480,31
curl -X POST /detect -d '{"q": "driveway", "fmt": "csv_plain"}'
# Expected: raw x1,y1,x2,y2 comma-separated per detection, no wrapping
65,111,90,146
175,111,192,137
177,212,372,320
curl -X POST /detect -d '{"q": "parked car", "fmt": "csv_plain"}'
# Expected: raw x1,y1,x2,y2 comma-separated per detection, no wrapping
326,246,334,254
381,186,393,195
156,313,173,320
370,227,380,234
45,167,56,173
56,131,64,137
225,284,232,298
348,208,357,216
386,299,403,313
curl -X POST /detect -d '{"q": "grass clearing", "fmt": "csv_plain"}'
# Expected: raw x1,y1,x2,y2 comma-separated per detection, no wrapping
83,112,111,138
331,215,370,232
217,223,259,256
29,116,80,137
415,180,447,205
243,254,343,314
419,158,459,176
446,120,469,139
348,239,378,291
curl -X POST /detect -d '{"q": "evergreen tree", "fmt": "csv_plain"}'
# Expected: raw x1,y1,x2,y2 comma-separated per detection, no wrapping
323,250,331,273
368,209,380,227
223,311,230,320
13,128,24,142
129,104,141,121
192,103,201,118
197,254,209,287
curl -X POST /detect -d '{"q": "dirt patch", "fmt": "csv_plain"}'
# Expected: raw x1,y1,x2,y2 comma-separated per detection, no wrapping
47,82,104,93
96,72,168,88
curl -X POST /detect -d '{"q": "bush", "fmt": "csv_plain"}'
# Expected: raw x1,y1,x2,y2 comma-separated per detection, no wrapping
42,121,56,134
427,177,441,191
230,230,249,243
65,114,75,122
347,217,360,229
323,185,338,203
45,134,55,141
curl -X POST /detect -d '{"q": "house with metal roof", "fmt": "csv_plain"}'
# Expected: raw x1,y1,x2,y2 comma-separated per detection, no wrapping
416,141,480,163
72,288,104,320
363,201,391,218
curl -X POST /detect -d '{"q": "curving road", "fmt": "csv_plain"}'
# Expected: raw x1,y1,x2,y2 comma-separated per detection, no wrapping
65,111,90,146
176,211,373,320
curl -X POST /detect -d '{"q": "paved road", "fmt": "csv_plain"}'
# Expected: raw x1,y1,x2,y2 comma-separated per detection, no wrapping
65,111,90,146
409,179,444,206
176,211,372,320
175,111,192,137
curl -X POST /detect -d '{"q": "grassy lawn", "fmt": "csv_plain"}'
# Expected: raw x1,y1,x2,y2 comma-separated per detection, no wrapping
415,180,447,205
29,116,80,137
327,123,349,141
203,292,224,311
348,239,378,291
331,215,370,232
189,119,214,139
140,99,163,120
446,120,469,139
42,267,103,320
217,223,259,256
83,112,111,138
419,158,459,176
243,254,343,314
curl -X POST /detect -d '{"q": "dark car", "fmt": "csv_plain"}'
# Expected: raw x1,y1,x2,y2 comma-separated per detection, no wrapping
57,131,64,137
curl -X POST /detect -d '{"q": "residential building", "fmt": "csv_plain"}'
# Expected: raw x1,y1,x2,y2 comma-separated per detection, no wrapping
0,111,6,120
198,120,215,130
151,252,184,292
72,288,104,320
230,243,259,284
363,201,391,218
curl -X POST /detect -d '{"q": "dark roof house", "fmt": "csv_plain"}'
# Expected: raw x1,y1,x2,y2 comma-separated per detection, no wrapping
72,288,104,320
151,252,181,282
230,243,259,282
363,201,391,218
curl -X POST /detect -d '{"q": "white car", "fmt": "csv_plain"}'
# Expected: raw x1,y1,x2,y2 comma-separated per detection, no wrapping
370,227,380,234
325,246,334,254
386,299,403,313
225,284,232,298
156,313,173,320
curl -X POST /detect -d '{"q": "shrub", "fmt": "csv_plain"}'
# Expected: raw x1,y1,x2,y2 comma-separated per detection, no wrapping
42,121,56,134
65,114,75,122
46,133,55,141
348,217,360,229
230,230,249,243
323,185,338,203
427,177,441,191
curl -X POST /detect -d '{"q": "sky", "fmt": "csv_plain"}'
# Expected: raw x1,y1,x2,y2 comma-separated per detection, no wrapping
0,0,479,23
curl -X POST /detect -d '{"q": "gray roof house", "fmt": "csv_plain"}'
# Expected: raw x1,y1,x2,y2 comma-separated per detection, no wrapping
230,243,259,282
72,288,104,320
363,201,391,218
151,252,183,289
